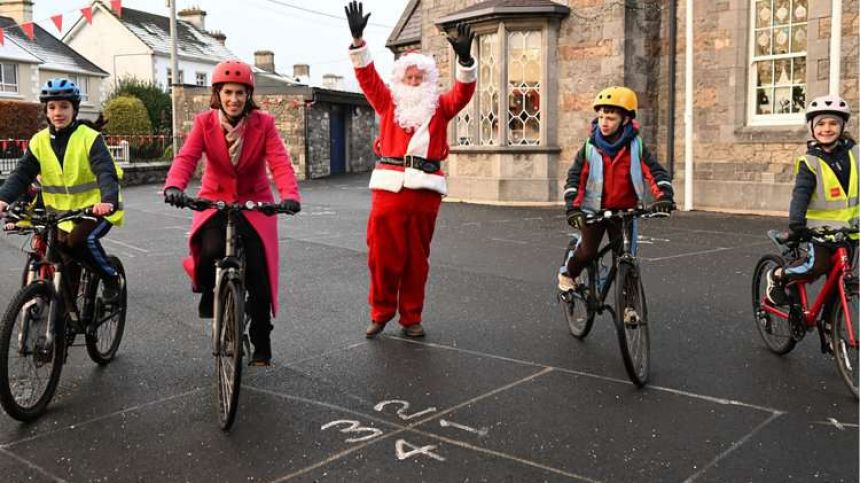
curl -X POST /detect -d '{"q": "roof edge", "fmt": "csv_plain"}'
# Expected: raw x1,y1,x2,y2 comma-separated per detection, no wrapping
385,0,420,48
435,4,570,27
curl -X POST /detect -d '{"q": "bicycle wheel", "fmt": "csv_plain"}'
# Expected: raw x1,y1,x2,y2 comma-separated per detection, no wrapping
615,262,650,387
216,277,244,430
561,265,596,339
86,257,127,365
751,255,796,355
830,281,859,399
0,282,64,421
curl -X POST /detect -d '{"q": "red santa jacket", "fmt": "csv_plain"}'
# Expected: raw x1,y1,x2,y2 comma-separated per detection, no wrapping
350,45,476,195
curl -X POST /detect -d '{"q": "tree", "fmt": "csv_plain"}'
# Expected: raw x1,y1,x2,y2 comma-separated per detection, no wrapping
107,78,172,134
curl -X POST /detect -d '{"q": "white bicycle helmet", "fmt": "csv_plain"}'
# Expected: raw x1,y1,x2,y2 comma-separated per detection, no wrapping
805,94,851,123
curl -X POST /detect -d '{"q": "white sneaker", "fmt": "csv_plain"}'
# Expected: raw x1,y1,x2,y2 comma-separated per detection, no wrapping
765,269,787,305
558,272,576,292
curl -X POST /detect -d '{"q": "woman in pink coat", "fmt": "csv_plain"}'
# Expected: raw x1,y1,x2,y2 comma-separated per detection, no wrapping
163,60,301,366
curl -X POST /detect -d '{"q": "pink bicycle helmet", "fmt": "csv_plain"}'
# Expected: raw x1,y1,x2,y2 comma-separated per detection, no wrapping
212,60,254,89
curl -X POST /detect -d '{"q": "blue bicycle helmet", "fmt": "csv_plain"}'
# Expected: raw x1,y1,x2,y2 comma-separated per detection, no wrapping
39,78,81,103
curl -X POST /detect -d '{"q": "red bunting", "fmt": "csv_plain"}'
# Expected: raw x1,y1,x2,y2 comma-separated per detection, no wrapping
1,141,7,151
0,28,4,47
110,0,123,18
81,6,93,24
20,22,34,40
51,14,63,32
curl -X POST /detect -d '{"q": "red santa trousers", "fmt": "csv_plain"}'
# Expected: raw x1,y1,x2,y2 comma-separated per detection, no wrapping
367,187,442,326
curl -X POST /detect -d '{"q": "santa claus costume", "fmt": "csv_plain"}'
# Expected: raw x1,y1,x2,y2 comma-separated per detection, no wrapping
349,41,476,336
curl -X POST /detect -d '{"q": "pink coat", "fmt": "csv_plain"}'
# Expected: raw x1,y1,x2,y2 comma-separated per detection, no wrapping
163,109,300,316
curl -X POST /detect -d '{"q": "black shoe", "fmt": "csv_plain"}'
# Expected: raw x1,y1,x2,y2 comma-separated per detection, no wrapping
101,275,123,304
198,290,214,318
250,337,271,366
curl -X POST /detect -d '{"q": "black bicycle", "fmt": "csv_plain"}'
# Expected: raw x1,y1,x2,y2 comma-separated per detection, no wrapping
557,207,669,386
178,197,294,430
0,207,126,421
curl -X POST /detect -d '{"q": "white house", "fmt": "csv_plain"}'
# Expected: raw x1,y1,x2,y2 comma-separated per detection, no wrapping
64,1,235,92
0,0,108,120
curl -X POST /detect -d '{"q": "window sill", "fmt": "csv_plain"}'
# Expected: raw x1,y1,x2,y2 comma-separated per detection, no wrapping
0,92,24,100
450,145,562,155
734,125,807,143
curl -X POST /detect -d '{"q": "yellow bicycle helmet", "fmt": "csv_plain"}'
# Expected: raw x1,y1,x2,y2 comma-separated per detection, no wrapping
593,86,638,117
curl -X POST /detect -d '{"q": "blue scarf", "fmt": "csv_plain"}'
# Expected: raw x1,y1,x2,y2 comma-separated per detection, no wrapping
591,120,636,158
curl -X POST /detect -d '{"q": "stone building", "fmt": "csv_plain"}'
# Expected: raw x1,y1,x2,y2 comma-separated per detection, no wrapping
173,70,376,180
386,0,858,213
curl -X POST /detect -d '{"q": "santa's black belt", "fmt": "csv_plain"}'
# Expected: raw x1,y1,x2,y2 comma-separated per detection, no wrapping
380,156,440,173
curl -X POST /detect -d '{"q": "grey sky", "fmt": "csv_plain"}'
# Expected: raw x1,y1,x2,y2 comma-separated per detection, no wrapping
32,0,410,90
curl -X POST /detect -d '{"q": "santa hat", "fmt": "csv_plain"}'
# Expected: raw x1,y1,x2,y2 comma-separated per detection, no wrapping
391,51,439,87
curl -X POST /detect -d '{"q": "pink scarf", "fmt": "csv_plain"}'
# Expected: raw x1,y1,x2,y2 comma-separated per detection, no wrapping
218,110,246,166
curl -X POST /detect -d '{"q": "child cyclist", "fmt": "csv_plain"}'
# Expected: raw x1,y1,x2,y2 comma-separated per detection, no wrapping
766,95,859,305
0,78,124,302
558,86,674,291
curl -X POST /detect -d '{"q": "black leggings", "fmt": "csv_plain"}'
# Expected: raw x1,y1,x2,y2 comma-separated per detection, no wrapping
195,212,272,335
566,219,623,279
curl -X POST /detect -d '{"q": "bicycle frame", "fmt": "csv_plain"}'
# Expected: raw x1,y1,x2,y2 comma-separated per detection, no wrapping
587,214,640,307
761,245,856,346
211,209,246,353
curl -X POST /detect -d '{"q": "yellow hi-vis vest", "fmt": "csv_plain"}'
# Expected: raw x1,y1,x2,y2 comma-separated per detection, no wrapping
28,125,124,232
795,145,859,238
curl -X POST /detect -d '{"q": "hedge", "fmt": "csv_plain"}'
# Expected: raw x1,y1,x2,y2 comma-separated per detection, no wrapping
0,100,45,139
103,96,152,135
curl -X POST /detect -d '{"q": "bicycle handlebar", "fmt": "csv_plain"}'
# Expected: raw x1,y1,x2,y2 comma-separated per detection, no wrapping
768,226,859,246
177,197,296,216
583,207,670,225
3,206,97,232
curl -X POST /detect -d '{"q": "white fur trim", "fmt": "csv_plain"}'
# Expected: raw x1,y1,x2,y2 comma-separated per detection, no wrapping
368,168,404,192
403,167,447,195
349,44,373,69
456,61,478,84
405,119,432,158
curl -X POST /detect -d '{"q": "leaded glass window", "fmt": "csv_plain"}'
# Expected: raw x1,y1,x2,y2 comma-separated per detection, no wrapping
750,0,807,121
456,33,499,146
507,31,542,145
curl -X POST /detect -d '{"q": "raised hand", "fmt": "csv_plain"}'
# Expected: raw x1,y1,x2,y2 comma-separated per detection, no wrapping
446,22,475,65
345,1,371,42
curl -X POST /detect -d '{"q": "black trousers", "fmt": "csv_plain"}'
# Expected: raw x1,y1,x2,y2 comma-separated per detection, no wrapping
195,212,272,340
57,218,117,297
565,219,623,279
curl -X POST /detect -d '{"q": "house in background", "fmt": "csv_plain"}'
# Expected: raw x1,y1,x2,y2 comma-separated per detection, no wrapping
392,0,858,214
64,1,234,92
0,0,108,120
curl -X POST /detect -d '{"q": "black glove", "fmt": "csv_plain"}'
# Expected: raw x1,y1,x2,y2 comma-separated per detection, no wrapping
279,199,301,214
446,23,475,66
344,1,370,41
566,208,585,229
652,197,675,214
163,187,185,207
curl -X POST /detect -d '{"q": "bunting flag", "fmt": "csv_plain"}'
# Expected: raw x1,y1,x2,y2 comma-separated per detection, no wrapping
1,141,7,151
110,0,123,18
0,28,4,47
20,22,34,40
81,6,93,24
51,14,63,32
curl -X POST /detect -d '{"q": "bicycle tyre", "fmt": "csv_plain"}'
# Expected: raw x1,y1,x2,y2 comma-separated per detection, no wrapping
562,264,596,339
615,262,650,387
751,255,796,355
0,282,64,421
216,276,244,430
85,256,127,365
830,281,859,400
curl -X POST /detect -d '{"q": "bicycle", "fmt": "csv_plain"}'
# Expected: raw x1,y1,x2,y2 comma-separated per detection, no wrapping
751,226,859,399
177,197,295,430
0,207,127,421
557,207,670,386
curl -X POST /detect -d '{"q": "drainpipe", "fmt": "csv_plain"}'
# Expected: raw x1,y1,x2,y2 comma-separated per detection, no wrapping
683,0,694,211
667,0,677,179
829,0,842,95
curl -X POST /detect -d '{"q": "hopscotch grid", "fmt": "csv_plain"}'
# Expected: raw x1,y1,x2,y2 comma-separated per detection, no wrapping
260,367,558,482
681,412,784,483
385,336,785,415
0,446,67,482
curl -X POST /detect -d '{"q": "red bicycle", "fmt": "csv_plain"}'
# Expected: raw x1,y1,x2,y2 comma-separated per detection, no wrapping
751,226,859,399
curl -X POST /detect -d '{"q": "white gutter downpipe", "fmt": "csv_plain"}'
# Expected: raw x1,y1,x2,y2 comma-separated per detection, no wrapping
684,0,694,211
829,0,842,95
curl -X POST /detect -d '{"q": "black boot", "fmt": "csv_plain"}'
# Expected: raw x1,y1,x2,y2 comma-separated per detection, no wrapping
249,320,273,366
198,289,214,318
101,274,123,304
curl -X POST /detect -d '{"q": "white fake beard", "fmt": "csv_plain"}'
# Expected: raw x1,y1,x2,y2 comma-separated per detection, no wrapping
391,82,438,131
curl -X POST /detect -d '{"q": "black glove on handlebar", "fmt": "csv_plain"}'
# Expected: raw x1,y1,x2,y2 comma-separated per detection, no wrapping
279,199,301,214
345,1,370,40
566,208,585,229
164,187,185,207
652,197,675,214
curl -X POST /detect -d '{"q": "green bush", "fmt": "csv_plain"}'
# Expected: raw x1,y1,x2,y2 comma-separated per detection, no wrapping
0,100,45,139
108,78,172,134
103,96,152,135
